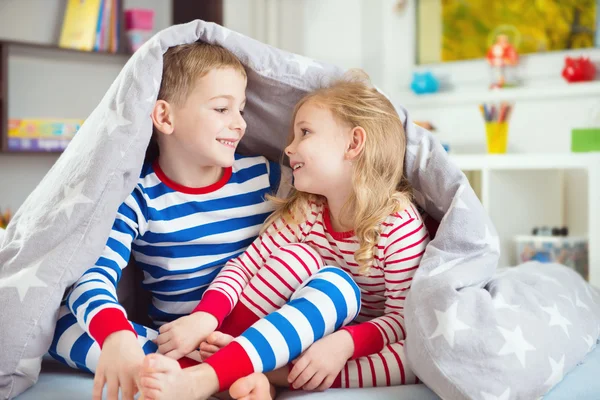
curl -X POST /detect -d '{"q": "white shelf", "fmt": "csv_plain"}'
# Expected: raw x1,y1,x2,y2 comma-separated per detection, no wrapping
449,152,600,286
395,80,600,108
449,153,600,171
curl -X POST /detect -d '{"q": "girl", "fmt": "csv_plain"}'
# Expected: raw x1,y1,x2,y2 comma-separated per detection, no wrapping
138,71,430,400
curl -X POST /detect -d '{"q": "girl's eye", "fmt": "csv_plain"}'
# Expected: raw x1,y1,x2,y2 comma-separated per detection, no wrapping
301,129,310,136
240,110,245,116
215,108,228,114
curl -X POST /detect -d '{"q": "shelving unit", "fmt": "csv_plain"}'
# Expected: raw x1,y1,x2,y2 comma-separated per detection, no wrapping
448,152,600,286
396,80,600,109
0,40,130,153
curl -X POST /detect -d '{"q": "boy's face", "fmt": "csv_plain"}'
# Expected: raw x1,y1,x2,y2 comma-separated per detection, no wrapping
170,67,247,168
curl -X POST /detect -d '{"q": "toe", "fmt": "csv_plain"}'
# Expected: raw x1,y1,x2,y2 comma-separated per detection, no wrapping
143,388,162,400
141,375,163,391
143,353,180,374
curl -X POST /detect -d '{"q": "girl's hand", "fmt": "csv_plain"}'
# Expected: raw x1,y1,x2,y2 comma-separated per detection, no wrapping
156,312,218,360
93,331,144,400
288,330,355,391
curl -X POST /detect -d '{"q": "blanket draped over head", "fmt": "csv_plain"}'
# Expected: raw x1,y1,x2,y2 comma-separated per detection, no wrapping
1,20,598,400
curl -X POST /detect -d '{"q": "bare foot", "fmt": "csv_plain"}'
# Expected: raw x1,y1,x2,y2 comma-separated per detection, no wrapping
139,353,219,400
229,373,275,400
200,331,235,360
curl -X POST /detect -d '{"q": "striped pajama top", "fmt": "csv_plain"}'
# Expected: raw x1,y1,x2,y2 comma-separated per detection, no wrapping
66,154,280,347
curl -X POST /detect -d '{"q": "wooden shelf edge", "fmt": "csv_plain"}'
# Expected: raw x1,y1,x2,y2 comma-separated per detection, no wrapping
0,39,131,58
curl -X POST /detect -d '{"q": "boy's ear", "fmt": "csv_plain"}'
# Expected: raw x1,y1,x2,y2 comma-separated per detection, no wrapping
151,100,175,135
345,126,366,160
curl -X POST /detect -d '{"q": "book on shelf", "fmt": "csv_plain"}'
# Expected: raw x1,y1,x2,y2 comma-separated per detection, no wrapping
59,0,121,53
7,119,83,153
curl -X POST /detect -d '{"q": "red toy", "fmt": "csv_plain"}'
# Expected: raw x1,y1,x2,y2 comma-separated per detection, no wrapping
486,34,519,67
486,34,520,89
562,56,597,83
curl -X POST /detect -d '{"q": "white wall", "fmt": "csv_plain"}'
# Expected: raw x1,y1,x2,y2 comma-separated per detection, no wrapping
0,0,171,212
223,0,411,88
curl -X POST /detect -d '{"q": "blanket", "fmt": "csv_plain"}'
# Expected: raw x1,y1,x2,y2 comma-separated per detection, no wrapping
0,20,598,400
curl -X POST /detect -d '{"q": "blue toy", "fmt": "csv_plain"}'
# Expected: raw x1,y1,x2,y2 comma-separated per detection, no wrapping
410,71,440,95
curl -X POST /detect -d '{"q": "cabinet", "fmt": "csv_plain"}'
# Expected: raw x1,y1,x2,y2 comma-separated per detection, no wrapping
450,153,600,286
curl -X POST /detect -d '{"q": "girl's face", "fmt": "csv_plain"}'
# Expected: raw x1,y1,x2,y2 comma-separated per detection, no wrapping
285,102,354,197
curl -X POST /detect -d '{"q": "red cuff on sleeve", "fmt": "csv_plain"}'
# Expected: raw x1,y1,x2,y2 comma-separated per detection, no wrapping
89,308,137,349
341,322,385,359
192,290,232,327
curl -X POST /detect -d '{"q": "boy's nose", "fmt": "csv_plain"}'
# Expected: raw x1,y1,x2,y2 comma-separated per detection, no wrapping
232,112,247,132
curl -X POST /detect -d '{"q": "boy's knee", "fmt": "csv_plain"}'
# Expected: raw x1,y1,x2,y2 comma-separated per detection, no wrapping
270,243,324,273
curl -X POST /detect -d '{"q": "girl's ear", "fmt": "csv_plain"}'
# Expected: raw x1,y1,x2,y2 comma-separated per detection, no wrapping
151,100,175,135
346,126,366,160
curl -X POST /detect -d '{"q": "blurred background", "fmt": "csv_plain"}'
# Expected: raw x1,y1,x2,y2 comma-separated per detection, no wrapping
0,0,599,281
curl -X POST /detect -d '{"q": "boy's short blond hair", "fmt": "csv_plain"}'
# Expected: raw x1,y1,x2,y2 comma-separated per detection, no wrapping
146,42,246,162
158,41,247,105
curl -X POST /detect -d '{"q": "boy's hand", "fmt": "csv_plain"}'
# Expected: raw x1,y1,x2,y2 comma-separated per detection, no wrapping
93,330,144,400
288,330,354,391
156,312,218,360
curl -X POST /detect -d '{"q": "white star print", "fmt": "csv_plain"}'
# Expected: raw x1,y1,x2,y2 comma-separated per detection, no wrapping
429,256,463,277
481,388,510,400
0,260,47,302
256,66,274,76
583,334,595,349
429,301,470,348
449,184,469,212
544,355,565,388
558,294,574,307
575,291,590,311
289,54,323,75
407,139,433,173
492,293,520,311
105,104,132,136
60,180,93,220
497,325,536,367
541,303,572,337
479,225,500,256
145,77,161,103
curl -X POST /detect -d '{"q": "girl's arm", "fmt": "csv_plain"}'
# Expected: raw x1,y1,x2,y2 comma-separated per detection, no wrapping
342,208,429,359
193,215,304,326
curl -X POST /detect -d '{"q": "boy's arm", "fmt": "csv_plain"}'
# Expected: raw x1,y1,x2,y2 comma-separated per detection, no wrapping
193,215,301,326
341,209,429,359
66,191,145,348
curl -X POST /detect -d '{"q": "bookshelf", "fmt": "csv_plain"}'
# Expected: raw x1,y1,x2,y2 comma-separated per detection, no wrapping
0,40,130,153
449,153,600,286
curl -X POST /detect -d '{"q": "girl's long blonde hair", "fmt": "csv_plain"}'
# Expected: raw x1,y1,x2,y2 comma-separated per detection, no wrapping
264,70,412,275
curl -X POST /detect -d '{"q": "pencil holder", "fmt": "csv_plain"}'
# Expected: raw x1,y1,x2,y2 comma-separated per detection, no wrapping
485,122,509,154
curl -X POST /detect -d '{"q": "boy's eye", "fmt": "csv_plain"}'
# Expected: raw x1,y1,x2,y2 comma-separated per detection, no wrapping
215,108,228,114
240,110,245,116
301,128,310,136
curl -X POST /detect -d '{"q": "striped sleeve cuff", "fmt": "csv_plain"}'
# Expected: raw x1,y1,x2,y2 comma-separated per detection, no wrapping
341,322,385,359
192,290,232,327
89,308,137,348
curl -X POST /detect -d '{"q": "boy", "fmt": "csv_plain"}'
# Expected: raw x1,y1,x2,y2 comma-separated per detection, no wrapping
49,42,281,400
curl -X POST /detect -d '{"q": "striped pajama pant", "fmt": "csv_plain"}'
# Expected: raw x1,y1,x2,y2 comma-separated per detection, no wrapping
50,243,411,390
